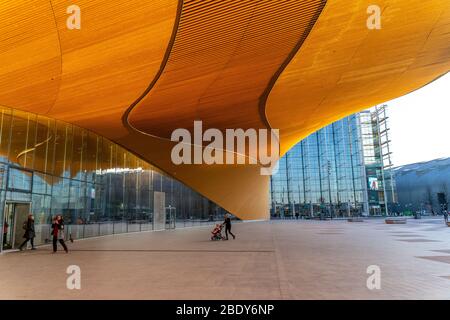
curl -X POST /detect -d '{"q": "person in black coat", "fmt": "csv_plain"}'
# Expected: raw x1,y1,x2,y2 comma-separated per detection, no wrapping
223,213,235,240
19,214,36,251
3,220,8,246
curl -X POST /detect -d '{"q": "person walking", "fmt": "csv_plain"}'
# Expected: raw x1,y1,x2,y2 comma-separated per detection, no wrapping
51,215,68,253
3,220,8,247
223,213,235,240
19,214,36,251
444,210,448,224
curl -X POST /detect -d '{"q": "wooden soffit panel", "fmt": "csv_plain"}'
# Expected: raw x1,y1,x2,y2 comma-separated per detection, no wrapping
266,0,450,155
127,0,326,139
0,0,449,220
0,1,61,112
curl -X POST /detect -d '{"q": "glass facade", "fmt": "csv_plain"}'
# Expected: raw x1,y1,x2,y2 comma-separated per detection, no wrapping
359,105,397,215
270,105,397,218
0,106,225,252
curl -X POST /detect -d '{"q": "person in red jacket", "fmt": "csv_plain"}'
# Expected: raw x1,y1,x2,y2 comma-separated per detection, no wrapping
51,215,68,253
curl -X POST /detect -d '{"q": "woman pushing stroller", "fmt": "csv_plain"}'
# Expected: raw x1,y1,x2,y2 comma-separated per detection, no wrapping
210,213,236,241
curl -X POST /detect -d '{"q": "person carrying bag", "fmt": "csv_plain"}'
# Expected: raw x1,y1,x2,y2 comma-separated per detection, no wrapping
51,215,69,253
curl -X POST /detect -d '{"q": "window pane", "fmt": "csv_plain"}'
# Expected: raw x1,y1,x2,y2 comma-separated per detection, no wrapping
10,110,35,169
8,168,32,192
0,107,12,164
34,116,54,174
53,122,72,178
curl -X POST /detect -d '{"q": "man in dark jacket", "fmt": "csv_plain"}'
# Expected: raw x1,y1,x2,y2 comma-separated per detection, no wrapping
19,214,36,251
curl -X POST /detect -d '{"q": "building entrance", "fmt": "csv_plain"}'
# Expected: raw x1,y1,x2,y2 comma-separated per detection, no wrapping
165,206,176,230
2,202,31,250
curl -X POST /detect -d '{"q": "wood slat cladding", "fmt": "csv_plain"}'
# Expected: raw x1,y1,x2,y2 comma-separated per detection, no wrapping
266,0,450,155
0,0,61,113
128,0,326,139
47,0,178,140
0,0,449,221
0,0,272,221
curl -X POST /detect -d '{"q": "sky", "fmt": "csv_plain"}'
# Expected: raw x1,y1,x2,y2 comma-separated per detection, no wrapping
386,72,450,167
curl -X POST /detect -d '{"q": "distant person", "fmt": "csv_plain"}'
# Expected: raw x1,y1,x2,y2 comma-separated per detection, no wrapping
19,214,36,251
444,210,448,224
51,215,68,253
223,213,235,240
295,211,299,220
3,220,8,246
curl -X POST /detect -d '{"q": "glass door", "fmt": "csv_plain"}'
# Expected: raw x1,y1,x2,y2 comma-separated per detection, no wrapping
2,202,31,250
2,203,14,250
165,206,176,230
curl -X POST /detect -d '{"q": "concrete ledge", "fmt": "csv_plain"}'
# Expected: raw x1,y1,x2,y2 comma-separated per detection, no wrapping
385,218,407,224
347,218,364,222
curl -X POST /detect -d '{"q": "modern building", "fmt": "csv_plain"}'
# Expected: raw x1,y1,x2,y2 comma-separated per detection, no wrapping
394,157,450,214
0,106,225,252
0,1,448,228
270,105,397,218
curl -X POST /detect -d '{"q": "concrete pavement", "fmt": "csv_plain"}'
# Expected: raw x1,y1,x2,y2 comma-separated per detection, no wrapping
1,218,450,299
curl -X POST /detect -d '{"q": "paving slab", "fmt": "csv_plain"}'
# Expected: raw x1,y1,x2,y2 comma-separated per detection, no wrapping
1,219,450,299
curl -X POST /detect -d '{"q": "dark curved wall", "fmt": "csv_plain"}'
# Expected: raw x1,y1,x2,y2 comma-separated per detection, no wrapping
394,158,450,213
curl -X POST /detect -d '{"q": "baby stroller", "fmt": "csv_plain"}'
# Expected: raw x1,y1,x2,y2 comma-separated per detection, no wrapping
210,223,224,241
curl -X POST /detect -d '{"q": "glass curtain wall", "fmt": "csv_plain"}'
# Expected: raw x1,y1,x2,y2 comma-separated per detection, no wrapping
359,105,397,215
270,106,398,219
0,106,225,251
270,114,367,218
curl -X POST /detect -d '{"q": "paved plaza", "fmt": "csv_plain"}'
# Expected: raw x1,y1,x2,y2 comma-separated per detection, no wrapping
1,218,450,299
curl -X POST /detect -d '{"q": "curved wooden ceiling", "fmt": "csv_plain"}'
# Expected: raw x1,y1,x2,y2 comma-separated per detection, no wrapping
267,0,450,155
0,1,60,112
47,0,178,139
127,0,325,139
0,0,449,220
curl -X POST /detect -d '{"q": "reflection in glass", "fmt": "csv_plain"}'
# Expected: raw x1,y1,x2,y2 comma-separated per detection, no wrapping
7,168,32,192
0,105,226,251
